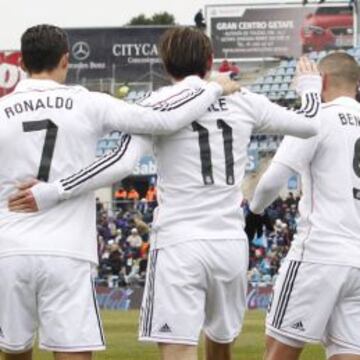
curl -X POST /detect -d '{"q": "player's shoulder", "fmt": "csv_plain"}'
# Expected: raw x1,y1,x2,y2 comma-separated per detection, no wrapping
62,84,91,96
227,87,269,103
321,97,360,113
224,87,270,112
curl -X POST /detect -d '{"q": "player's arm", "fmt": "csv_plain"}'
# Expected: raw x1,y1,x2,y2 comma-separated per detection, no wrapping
94,75,239,136
254,57,322,138
244,162,294,240
245,133,318,236
249,162,295,215
8,135,152,212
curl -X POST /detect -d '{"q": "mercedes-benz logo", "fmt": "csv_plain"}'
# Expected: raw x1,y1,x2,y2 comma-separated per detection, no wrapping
72,41,90,61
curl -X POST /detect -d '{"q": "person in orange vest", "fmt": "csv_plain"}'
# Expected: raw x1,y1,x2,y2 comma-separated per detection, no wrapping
114,187,127,209
114,187,127,200
145,185,157,202
127,186,140,201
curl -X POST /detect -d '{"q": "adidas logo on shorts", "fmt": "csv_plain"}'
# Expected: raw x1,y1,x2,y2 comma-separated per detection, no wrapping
291,321,305,332
159,323,172,333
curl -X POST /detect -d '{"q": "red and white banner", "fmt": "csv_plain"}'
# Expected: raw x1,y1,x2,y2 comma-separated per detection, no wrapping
0,51,26,97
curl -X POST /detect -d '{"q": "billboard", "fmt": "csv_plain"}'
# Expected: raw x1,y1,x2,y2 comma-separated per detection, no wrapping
206,3,355,60
66,27,171,83
96,284,272,311
0,51,26,97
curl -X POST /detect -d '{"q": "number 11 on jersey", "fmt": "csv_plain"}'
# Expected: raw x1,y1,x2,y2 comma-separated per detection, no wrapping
192,119,235,186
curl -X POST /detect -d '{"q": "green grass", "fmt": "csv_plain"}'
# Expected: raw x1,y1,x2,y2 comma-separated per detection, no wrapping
30,310,325,359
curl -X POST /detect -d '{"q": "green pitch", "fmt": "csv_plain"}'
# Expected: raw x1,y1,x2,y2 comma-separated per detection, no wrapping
31,310,324,360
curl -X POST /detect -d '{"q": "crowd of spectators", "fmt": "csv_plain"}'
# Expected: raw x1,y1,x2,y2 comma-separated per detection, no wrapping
243,192,301,285
95,187,156,288
96,187,301,288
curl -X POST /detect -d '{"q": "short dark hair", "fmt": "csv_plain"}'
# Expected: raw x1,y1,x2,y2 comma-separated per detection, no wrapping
21,24,69,74
159,27,213,79
319,52,360,88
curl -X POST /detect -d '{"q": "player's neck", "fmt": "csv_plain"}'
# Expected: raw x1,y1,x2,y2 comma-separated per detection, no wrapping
29,70,65,84
323,89,356,103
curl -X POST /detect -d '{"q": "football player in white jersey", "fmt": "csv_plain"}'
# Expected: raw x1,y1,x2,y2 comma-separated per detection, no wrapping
246,52,360,360
8,28,322,360
0,24,240,360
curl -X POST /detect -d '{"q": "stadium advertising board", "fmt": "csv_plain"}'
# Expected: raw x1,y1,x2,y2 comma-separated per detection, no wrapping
130,149,259,176
206,3,354,60
0,51,26,97
66,27,171,82
96,285,272,311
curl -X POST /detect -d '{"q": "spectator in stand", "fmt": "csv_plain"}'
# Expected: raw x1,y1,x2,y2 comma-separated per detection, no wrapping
146,185,157,202
108,243,123,275
219,60,240,80
138,253,148,282
218,59,231,73
114,186,127,209
133,215,150,241
230,62,240,79
126,228,142,257
96,197,104,213
127,186,139,201
285,191,296,207
145,185,157,210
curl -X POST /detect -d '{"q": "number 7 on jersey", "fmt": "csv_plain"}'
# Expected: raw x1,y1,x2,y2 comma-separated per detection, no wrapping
23,119,58,182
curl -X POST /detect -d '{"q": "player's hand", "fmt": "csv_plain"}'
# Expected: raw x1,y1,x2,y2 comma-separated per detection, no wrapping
213,75,241,95
296,56,319,76
294,56,322,95
8,179,40,213
244,210,264,241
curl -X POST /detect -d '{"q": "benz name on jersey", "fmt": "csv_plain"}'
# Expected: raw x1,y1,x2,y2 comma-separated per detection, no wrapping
339,112,360,127
4,96,74,119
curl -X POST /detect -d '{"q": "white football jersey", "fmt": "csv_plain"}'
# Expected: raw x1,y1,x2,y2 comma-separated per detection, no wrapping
26,77,321,251
140,85,322,249
273,97,360,268
0,77,223,263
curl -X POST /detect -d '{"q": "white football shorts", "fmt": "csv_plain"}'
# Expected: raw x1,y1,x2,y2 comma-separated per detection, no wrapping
266,259,360,357
139,239,248,345
0,255,105,353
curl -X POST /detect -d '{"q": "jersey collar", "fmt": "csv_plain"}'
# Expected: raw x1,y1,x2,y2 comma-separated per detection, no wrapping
14,79,65,93
327,96,360,109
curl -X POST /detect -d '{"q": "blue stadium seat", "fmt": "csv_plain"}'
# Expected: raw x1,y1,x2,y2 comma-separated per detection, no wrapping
270,84,280,92
268,92,280,100
288,59,296,68
318,50,328,60
250,84,261,93
126,91,137,101
255,77,264,84
285,90,297,100
308,52,318,60
108,139,119,148
286,67,295,75
274,76,283,84
264,76,274,84
276,68,286,76
136,90,146,100
98,139,108,148
109,131,121,139
284,75,292,83
261,84,271,93
280,83,289,91
279,60,288,68
354,48,360,57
